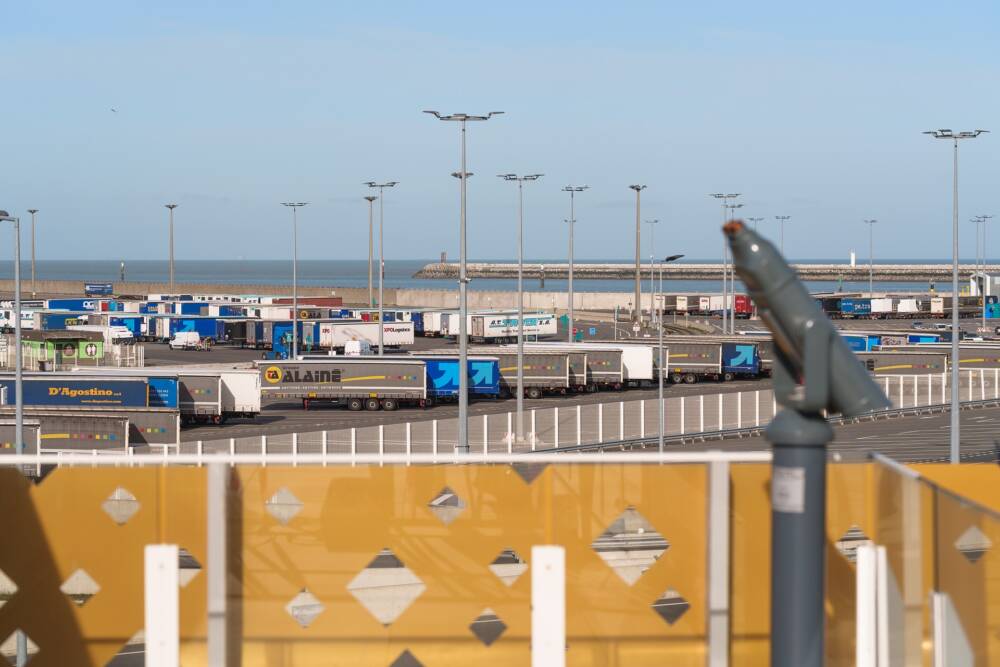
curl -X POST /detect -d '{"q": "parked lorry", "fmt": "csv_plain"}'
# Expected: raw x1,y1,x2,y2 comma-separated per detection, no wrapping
0,375,162,408
421,348,570,398
840,298,872,318
522,343,624,389
257,358,428,411
656,340,760,383
318,321,415,350
410,356,501,401
527,342,653,385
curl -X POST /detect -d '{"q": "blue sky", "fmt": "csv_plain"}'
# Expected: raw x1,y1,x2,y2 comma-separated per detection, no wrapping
2,1,998,261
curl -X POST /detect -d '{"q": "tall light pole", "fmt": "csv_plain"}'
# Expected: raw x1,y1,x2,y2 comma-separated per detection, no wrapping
724,203,743,333
774,215,791,255
27,209,37,298
972,214,994,331
710,194,741,334
364,195,378,307
629,185,646,324
924,128,989,464
864,219,877,297
281,203,308,359
424,110,504,454
365,181,398,355
645,219,659,323
164,204,178,292
747,216,764,230
499,173,543,444
562,185,588,342
658,253,685,452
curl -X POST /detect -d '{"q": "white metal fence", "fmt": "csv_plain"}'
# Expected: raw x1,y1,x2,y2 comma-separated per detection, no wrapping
174,369,999,459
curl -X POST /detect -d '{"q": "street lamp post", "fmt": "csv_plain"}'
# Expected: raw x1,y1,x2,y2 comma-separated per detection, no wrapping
164,204,178,293
364,195,378,307
629,185,646,324
710,194,741,334
562,185,588,342
424,110,504,453
645,219,659,323
924,128,989,464
747,216,764,230
365,182,398,356
27,209,37,298
658,254,685,452
499,173,543,444
864,219,877,297
725,203,743,334
774,215,791,256
972,214,994,332
281,203,308,359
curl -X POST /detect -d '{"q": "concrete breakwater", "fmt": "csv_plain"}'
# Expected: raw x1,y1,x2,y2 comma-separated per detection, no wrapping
0,279,651,311
414,262,995,282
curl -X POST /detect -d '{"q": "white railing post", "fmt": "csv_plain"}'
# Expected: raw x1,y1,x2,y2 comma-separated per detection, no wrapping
507,412,513,444
350,428,357,466
968,370,973,403
898,376,904,408
856,544,878,667
737,392,742,429
576,405,582,446
680,396,686,435
755,390,760,426
229,438,235,466
406,423,412,464
260,435,266,467
619,401,624,440
292,432,298,467
700,395,705,433
553,407,559,448
639,400,645,438
531,410,537,450
981,369,986,401
196,441,203,467
708,459,731,666
378,425,384,465
926,374,931,407
145,544,179,667
912,375,917,408
321,430,328,466
483,414,489,456
531,545,566,667
598,403,604,443
718,393,723,430
995,368,998,399
432,420,438,456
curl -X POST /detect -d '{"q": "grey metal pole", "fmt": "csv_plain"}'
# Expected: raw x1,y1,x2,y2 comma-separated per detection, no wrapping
27,209,37,298
562,185,587,342
423,110,504,453
983,215,994,331
12,217,22,459
459,121,469,452
379,193,384,355
645,219,658,323
775,216,791,257
629,185,645,323
165,204,177,292
722,205,728,334
950,137,960,463
365,196,377,307
500,174,542,443
281,203,307,359
658,260,664,452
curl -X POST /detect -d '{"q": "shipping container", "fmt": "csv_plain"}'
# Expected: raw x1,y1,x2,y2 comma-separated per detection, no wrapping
733,294,754,317
46,298,100,312
870,298,895,317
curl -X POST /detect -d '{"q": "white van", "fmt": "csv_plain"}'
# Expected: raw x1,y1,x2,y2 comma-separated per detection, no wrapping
169,331,204,350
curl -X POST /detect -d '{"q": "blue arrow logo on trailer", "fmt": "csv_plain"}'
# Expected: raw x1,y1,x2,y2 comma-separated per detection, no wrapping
429,361,460,389
729,345,755,367
469,361,496,386
180,319,196,332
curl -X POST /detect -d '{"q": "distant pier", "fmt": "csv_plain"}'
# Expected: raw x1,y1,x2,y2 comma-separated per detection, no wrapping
414,262,995,282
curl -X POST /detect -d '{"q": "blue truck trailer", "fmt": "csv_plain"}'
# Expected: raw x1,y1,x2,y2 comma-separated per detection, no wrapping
34,311,91,330
410,356,501,399
46,298,101,312
840,298,872,318
0,376,155,408
108,315,146,337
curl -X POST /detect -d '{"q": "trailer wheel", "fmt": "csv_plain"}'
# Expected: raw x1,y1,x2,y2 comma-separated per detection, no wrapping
381,398,399,411
670,373,683,384
424,397,435,408
212,415,222,425
723,372,735,382
347,398,364,411
526,387,543,399
683,374,697,384
365,398,381,411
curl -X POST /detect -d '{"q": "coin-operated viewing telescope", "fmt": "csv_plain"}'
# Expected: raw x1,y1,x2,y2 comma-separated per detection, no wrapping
724,219,889,667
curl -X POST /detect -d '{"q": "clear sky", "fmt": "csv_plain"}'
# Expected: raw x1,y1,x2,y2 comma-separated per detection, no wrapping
2,1,997,261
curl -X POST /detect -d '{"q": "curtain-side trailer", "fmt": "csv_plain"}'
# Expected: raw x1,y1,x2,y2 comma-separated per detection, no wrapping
257,358,428,411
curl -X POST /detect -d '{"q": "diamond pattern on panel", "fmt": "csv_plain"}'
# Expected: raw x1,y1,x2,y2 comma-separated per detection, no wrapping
348,548,426,626
592,506,669,585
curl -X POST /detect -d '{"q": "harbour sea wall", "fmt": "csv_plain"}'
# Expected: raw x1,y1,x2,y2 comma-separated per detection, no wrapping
0,280,651,312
